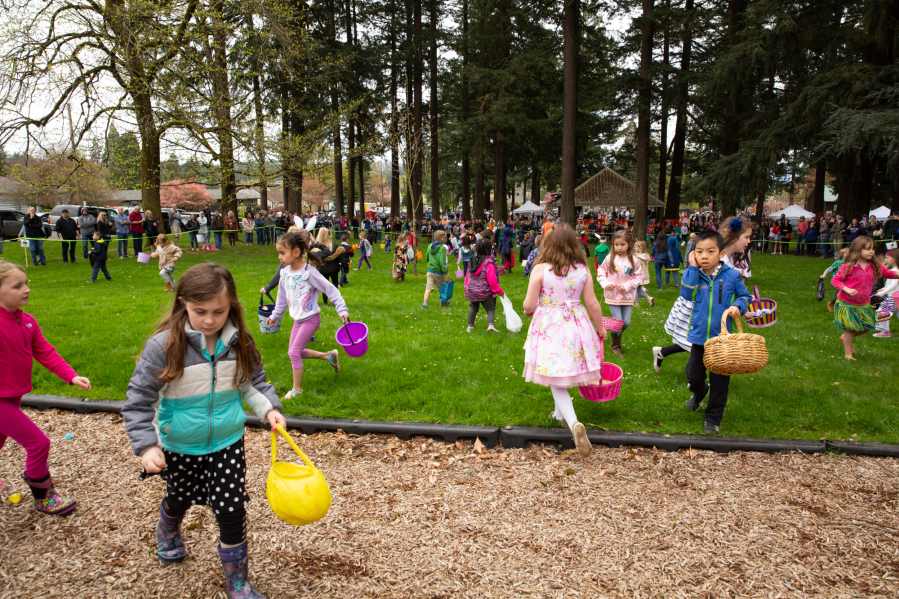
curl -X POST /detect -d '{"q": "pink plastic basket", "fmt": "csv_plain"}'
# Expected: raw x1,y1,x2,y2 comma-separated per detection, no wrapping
136,252,151,264
603,317,625,332
455,270,464,278
578,362,623,402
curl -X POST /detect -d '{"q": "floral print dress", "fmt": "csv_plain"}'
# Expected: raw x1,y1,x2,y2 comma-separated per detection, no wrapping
523,264,604,387
393,243,409,280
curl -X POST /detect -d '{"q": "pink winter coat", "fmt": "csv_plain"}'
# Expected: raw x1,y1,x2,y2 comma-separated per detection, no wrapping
0,308,78,398
597,254,644,306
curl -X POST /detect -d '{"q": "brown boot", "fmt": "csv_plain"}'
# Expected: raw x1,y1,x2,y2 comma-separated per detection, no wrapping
610,332,623,356
164,282,173,293
827,300,835,313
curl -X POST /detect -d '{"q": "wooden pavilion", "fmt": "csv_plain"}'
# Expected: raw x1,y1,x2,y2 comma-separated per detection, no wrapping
573,168,665,208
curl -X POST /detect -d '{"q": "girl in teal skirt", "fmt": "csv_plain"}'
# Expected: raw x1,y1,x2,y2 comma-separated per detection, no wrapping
830,236,899,360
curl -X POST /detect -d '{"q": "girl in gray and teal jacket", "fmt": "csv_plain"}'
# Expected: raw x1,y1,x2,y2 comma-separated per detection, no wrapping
122,263,284,599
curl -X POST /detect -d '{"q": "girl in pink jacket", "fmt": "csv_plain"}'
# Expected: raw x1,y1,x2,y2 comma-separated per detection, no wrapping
597,231,644,356
0,261,91,515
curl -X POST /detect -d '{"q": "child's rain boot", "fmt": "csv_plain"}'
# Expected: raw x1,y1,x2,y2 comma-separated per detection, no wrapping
164,282,173,293
22,473,77,516
219,543,265,599
610,332,623,356
157,502,187,564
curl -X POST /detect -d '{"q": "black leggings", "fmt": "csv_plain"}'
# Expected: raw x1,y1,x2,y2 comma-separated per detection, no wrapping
163,497,247,545
468,296,497,326
660,344,688,358
323,269,339,303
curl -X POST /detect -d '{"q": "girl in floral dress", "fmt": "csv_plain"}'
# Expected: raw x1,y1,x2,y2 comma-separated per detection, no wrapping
523,224,608,457
393,234,409,282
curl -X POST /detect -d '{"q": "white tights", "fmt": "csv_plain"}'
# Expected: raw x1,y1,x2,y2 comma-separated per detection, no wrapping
550,386,579,432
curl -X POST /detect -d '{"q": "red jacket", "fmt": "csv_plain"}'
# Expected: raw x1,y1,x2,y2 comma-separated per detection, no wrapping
129,210,144,233
0,308,78,398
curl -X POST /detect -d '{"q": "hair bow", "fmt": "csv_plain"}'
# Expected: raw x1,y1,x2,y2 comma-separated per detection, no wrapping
729,219,743,231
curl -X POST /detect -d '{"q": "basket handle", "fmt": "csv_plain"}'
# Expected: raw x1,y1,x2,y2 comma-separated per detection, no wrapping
343,321,356,346
270,424,315,469
720,311,744,335
753,285,760,302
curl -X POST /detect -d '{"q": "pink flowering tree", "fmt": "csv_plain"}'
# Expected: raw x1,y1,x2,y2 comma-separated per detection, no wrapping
160,179,214,209
301,179,330,211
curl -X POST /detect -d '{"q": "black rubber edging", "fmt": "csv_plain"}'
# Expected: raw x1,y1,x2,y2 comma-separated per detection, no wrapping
500,425,827,455
21,394,500,448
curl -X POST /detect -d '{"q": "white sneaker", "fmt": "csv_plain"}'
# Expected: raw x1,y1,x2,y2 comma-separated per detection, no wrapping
282,389,302,400
487,325,498,333
466,326,474,333
652,346,663,374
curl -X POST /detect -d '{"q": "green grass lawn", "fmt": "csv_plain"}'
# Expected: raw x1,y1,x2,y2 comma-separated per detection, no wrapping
12,235,899,443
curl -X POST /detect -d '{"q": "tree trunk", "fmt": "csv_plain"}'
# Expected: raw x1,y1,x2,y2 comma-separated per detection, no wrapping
664,0,693,221
246,12,268,212
754,191,764,224
412,0,424,224
657,0,670,211
836,152,874,221
720,0,744,217
134,93,162,224
808,157,825,215
347,120,355,217
473,12,486,220
329,0,344,216
493,134,505,219
560,0,578,227
429,0,439,218
286,104,304,214
531,168,540,207
460,0,471,220
633,0,654,243
211,12,237,217
390,1,401,217
357,129,365,216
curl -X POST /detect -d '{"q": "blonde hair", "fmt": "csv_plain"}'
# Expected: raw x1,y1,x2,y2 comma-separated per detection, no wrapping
287,225,301,233
316,227,333,246
0,261,26,286
634,240,647,253
689,232,697,240
156,233,172,247
838,247,849,260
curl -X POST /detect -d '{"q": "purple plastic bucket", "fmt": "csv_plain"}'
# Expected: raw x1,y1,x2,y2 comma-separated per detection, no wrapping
455,270,464,278
335,322,369,358
137,252,151,264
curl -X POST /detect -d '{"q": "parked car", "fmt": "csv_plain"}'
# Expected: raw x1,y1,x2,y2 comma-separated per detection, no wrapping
1,210,26,240
48,204,107,232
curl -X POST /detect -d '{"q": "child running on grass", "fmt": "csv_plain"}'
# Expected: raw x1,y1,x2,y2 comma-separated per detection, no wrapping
597,230,643,356
523,224,607,457
267,232,349,398
831,236,899,359
151,233,183,292
393,234,409,282
874,249,899,338
422,230,450,308
0,261,91,515
87,231,112,283
633,240,654,308
464,237,503,333
821,248,850,313
354,231,373,271
680,231,752,434
123,263,284,598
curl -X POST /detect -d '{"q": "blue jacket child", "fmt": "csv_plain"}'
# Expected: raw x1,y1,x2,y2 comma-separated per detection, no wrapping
679,259,752,434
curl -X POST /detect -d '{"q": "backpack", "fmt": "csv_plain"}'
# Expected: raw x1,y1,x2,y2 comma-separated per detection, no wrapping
465,256,495,302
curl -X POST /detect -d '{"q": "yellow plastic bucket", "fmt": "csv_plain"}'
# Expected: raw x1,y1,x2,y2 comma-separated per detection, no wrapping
266,425,331,526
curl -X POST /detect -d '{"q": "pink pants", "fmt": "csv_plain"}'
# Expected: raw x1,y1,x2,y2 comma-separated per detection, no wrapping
288,315,320,370
0,397,51,479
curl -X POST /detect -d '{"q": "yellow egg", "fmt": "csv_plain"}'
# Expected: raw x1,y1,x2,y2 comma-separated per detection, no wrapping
9,493,20,504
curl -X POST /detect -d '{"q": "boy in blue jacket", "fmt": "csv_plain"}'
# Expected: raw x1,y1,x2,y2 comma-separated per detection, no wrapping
680,230,751,434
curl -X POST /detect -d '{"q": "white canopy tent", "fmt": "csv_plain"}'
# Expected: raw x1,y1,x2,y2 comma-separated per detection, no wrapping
512,201,544,215
769,204,815,222
869,205,891,221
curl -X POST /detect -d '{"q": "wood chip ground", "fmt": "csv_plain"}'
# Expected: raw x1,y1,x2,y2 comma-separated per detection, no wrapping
2,409,899,598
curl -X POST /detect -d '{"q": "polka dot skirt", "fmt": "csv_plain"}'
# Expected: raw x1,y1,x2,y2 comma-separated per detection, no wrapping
162,439,249,515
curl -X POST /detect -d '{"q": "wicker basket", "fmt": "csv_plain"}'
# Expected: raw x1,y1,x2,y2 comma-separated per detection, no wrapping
703,313,769,376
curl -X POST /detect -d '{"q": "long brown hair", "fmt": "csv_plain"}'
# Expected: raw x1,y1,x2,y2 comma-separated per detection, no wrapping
609,230,636,274
721,216,752,250
844,236,878,279
537,224,585,274
145,263,260,388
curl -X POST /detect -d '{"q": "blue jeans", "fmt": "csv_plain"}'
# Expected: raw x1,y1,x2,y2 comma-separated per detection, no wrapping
29,240,46,265
608,304,632,332
214,232,223,249
796,234,805,255
654,261,664,289
820,242,832,259
190,231,199,249
82,234,94,258
665,269,680,286
117,233,129,257
245,232,253,244
256,229,265,244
